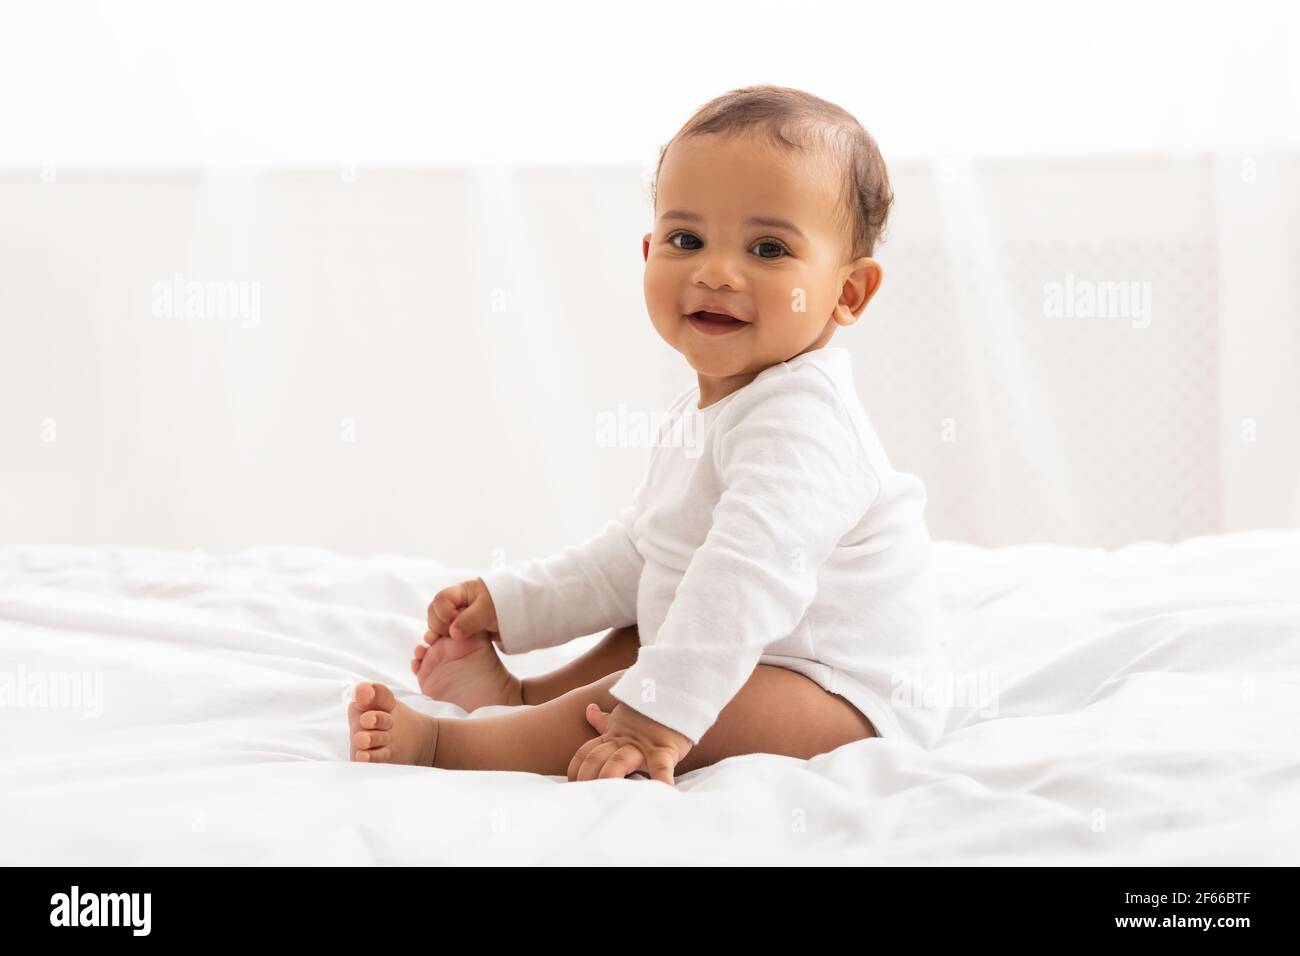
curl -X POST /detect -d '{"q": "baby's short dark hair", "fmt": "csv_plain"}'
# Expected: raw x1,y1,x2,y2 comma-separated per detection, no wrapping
651,85,894,260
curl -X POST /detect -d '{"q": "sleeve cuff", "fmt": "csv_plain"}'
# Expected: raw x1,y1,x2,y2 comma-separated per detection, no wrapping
477,566,533,655
606,644,762,746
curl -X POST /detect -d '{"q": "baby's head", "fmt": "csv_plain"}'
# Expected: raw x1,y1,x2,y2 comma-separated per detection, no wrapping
643,85,893,385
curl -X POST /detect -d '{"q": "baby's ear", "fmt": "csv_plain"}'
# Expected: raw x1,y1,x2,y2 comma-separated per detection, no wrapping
642,233,653,261
840,257,884,321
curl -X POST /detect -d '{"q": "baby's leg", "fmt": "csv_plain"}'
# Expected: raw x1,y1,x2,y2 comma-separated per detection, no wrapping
352,662,876,777
671,666,878,774
518,624,641,704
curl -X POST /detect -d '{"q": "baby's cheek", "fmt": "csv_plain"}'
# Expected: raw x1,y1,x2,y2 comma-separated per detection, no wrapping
643,268,676,315
757,279,797,322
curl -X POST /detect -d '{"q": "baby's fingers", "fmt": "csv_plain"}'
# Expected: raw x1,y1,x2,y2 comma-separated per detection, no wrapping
569,739,618,783
566,739,596,782
645,750,677,787
597,744,645,780
427,585,467,634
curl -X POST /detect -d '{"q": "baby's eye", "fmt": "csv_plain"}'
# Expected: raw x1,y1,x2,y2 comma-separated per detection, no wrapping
668,232,702,251
750,239,788,259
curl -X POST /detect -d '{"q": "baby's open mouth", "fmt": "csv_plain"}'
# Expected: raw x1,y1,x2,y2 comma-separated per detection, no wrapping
687,310,749,335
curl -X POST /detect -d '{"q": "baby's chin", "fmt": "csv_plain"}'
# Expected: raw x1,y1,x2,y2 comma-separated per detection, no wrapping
677,342,757,379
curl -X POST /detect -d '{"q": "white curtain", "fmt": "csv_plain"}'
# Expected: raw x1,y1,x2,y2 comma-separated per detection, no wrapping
2,1,1298,561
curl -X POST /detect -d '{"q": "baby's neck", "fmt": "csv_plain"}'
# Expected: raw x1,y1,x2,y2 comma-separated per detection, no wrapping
697,371,760,410
696,344,830,409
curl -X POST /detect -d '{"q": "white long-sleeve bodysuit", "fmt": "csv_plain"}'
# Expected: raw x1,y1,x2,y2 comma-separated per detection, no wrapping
479,347,952,749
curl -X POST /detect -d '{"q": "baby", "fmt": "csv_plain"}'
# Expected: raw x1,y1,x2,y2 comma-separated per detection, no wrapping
347,85,953,783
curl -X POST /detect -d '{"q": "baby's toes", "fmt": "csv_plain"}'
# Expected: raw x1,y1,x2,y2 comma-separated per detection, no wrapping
360,710,393,732
355,746,393,763
353,681,397,712
345,703,361,759
353,729,391,751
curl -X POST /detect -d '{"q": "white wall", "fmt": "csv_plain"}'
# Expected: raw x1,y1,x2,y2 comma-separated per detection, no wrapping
3,1,1298,165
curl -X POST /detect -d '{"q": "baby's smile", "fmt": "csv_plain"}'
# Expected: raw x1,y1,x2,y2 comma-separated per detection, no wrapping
686,304,751,335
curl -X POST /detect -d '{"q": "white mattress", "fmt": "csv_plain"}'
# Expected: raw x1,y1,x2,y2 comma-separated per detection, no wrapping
2,531,1298,865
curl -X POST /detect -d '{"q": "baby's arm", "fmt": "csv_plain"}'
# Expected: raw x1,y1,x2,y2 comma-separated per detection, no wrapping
477,484,647,655
607,383,879,746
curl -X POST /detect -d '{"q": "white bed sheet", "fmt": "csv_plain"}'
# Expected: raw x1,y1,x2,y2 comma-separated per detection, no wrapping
1,531,1298,865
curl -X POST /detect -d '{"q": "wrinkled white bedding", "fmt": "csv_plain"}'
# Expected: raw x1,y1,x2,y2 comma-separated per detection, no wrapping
2,531,1298,865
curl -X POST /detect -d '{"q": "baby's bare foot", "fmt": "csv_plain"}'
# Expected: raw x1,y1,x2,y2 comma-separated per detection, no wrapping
411,631,523,712
348,681,439,766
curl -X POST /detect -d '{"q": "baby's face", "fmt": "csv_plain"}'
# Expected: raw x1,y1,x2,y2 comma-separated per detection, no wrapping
642,131,881,385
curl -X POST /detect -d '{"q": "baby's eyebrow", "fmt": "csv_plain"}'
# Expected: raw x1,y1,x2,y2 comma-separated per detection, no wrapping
659,209,806,240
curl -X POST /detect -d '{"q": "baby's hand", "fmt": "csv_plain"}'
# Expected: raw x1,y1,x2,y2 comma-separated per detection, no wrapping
427,578,499,642
568,702,693,786
412,578,521,711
